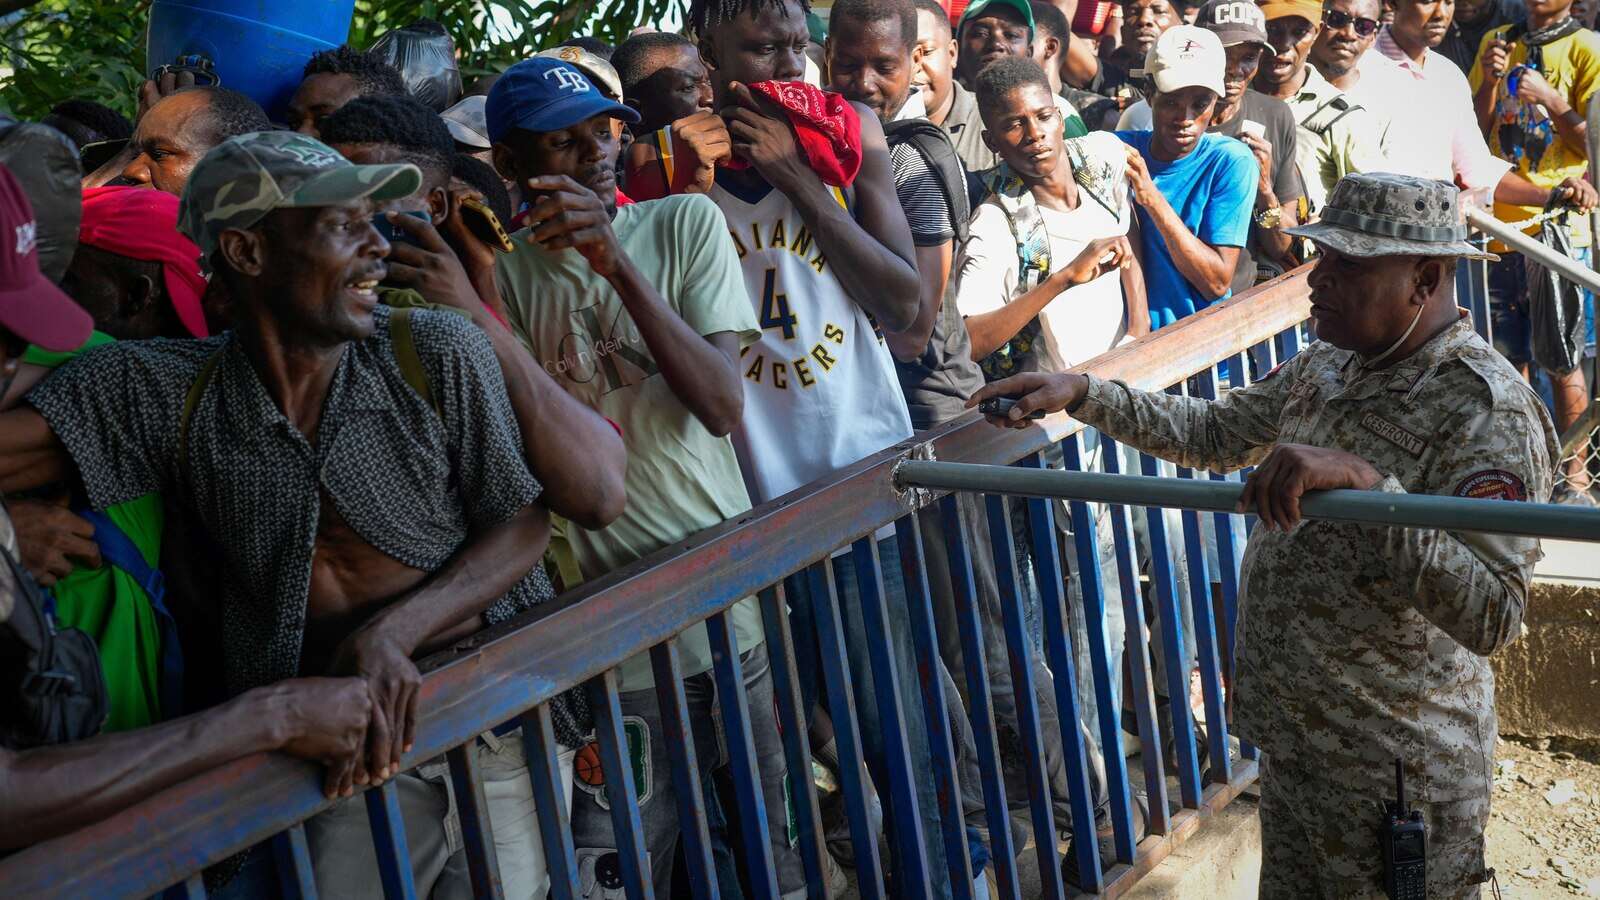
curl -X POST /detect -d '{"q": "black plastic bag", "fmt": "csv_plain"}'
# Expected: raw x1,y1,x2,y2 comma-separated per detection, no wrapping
370,19,462,112
0,121,83,283
1527,208,1587,375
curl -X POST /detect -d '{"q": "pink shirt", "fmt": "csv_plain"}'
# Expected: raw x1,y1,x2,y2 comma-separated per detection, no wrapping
1360,27,1512,192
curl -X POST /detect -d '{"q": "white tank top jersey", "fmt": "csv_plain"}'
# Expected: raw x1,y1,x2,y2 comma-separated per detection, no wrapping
707,177,915,506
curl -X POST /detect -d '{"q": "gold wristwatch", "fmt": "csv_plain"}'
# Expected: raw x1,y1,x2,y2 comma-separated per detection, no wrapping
1254,206,1282,229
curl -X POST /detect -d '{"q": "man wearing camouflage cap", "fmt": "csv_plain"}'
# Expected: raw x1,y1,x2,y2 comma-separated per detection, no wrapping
0,131,584,898
972,171,1558,898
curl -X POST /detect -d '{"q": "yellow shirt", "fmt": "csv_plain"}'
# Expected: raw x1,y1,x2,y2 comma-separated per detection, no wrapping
1469,23,1600,248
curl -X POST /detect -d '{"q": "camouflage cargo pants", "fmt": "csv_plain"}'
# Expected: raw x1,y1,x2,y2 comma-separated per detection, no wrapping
1258,755,1492,899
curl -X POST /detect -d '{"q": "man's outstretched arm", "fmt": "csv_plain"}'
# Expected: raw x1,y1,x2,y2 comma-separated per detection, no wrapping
968,365,1293,473
0,677,371,847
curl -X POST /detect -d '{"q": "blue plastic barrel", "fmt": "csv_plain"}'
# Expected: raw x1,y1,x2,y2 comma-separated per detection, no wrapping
146,0,356,119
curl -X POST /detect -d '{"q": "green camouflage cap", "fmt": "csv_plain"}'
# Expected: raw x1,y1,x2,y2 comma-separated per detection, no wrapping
177,130,423,262
1285,172,1498,261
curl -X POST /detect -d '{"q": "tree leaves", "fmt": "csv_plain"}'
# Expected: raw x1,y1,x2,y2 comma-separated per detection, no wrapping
0,0,686,122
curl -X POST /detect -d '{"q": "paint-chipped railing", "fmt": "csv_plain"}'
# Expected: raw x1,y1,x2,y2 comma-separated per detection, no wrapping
0,269,1315,899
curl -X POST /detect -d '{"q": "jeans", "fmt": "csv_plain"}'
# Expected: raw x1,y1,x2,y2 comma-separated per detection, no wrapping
788,534,952,899
568,644,804,899
1490,251,1534,365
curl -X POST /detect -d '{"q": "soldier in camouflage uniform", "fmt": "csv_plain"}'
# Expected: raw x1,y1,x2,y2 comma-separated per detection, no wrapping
971,172,1560,898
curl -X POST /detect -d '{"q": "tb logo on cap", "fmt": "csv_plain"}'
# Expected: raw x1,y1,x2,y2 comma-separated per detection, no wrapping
545,65,591,94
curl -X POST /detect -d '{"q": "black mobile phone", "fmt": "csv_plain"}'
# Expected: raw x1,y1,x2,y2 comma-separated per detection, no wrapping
371,209,430,247
978,397,1045,420
460,196,515,253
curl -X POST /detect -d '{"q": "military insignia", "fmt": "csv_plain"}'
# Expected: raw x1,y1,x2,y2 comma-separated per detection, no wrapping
1454,469,1528,502
1360,412,1426,457
1288,379,1318,402
573,716,652,809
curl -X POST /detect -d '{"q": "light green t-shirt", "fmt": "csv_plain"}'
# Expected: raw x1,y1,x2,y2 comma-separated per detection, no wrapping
496,193,765,691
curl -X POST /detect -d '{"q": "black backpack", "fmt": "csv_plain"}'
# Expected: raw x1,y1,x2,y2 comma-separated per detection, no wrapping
884,117,972,244
0,534,108,749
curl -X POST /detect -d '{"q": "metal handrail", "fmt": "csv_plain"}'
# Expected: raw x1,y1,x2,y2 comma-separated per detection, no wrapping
0,271,1317,899
895,462,1600,542
1465,206,1600,296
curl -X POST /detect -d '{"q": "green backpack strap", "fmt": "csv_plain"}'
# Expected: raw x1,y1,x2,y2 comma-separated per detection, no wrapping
388,305,441,418
178,349,226,479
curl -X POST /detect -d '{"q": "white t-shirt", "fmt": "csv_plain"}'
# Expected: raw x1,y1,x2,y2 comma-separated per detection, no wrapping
707,177,914,507
954,177,1133,370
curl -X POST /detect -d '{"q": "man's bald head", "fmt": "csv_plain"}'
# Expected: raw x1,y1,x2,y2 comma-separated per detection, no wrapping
117,87,270,196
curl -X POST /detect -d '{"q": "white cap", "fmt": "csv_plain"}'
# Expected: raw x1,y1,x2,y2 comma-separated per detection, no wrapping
1137,26,1226,98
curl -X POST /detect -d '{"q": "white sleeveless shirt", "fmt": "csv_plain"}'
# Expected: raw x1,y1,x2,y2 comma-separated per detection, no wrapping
707,176,914,506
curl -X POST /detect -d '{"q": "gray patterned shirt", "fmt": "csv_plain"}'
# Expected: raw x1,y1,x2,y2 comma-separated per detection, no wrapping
26,306,589,745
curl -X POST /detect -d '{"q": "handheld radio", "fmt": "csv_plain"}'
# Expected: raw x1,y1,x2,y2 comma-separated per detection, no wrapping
1380,758,1426,900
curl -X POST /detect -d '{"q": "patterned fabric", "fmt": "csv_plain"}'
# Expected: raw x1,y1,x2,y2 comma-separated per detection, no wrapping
177,131,421,261
1285,172,1497,259
1073,314,1559,802
1469,20,1600,250
26,306,590,746
726,81,863,187
1258,754,1492,896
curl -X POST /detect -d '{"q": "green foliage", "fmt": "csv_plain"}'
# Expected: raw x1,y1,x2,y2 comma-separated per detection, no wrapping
352,0,686,81
0,0,684,123
0,0,149,121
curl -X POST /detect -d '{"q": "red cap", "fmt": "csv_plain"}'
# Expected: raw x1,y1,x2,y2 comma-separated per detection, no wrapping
79,186,209,339
0,163,92,352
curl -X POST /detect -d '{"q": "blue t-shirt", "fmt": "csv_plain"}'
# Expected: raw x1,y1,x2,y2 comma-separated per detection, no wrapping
1117,130,1257,329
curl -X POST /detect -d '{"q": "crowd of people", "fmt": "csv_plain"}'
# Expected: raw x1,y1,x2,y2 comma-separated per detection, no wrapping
0,0,1593,896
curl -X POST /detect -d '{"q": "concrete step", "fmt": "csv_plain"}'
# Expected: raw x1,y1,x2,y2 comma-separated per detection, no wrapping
1122,793,1262,900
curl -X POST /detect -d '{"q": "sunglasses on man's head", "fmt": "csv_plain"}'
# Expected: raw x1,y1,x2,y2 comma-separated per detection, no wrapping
1323,9,1380,35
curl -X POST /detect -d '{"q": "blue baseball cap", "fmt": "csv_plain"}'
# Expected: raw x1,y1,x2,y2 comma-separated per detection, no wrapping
485,58,640,143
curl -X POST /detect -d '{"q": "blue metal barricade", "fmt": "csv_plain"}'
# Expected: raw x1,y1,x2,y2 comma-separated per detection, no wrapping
3,273,1328,899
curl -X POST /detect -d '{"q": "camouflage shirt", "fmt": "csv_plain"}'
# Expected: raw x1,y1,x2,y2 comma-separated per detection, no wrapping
1074,313,1558,800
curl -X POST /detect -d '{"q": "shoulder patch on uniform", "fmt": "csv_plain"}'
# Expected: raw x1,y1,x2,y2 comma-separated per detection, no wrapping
1454,469,1528,502
1360,412,1427,457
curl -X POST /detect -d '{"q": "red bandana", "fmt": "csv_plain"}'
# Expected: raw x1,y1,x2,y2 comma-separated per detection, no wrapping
727,81,863,188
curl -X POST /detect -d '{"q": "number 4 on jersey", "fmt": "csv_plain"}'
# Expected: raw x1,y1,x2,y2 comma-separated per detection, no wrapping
759,268,798,340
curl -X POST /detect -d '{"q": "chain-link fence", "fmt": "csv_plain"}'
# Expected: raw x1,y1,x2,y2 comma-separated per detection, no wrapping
1555,393,1600,503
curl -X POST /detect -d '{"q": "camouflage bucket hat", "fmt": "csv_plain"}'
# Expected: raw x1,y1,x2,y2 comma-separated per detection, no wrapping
178,131,423,263
1285,172,1498,261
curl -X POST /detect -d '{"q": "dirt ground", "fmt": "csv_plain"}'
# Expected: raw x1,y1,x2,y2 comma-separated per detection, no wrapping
1485,735,1600,897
